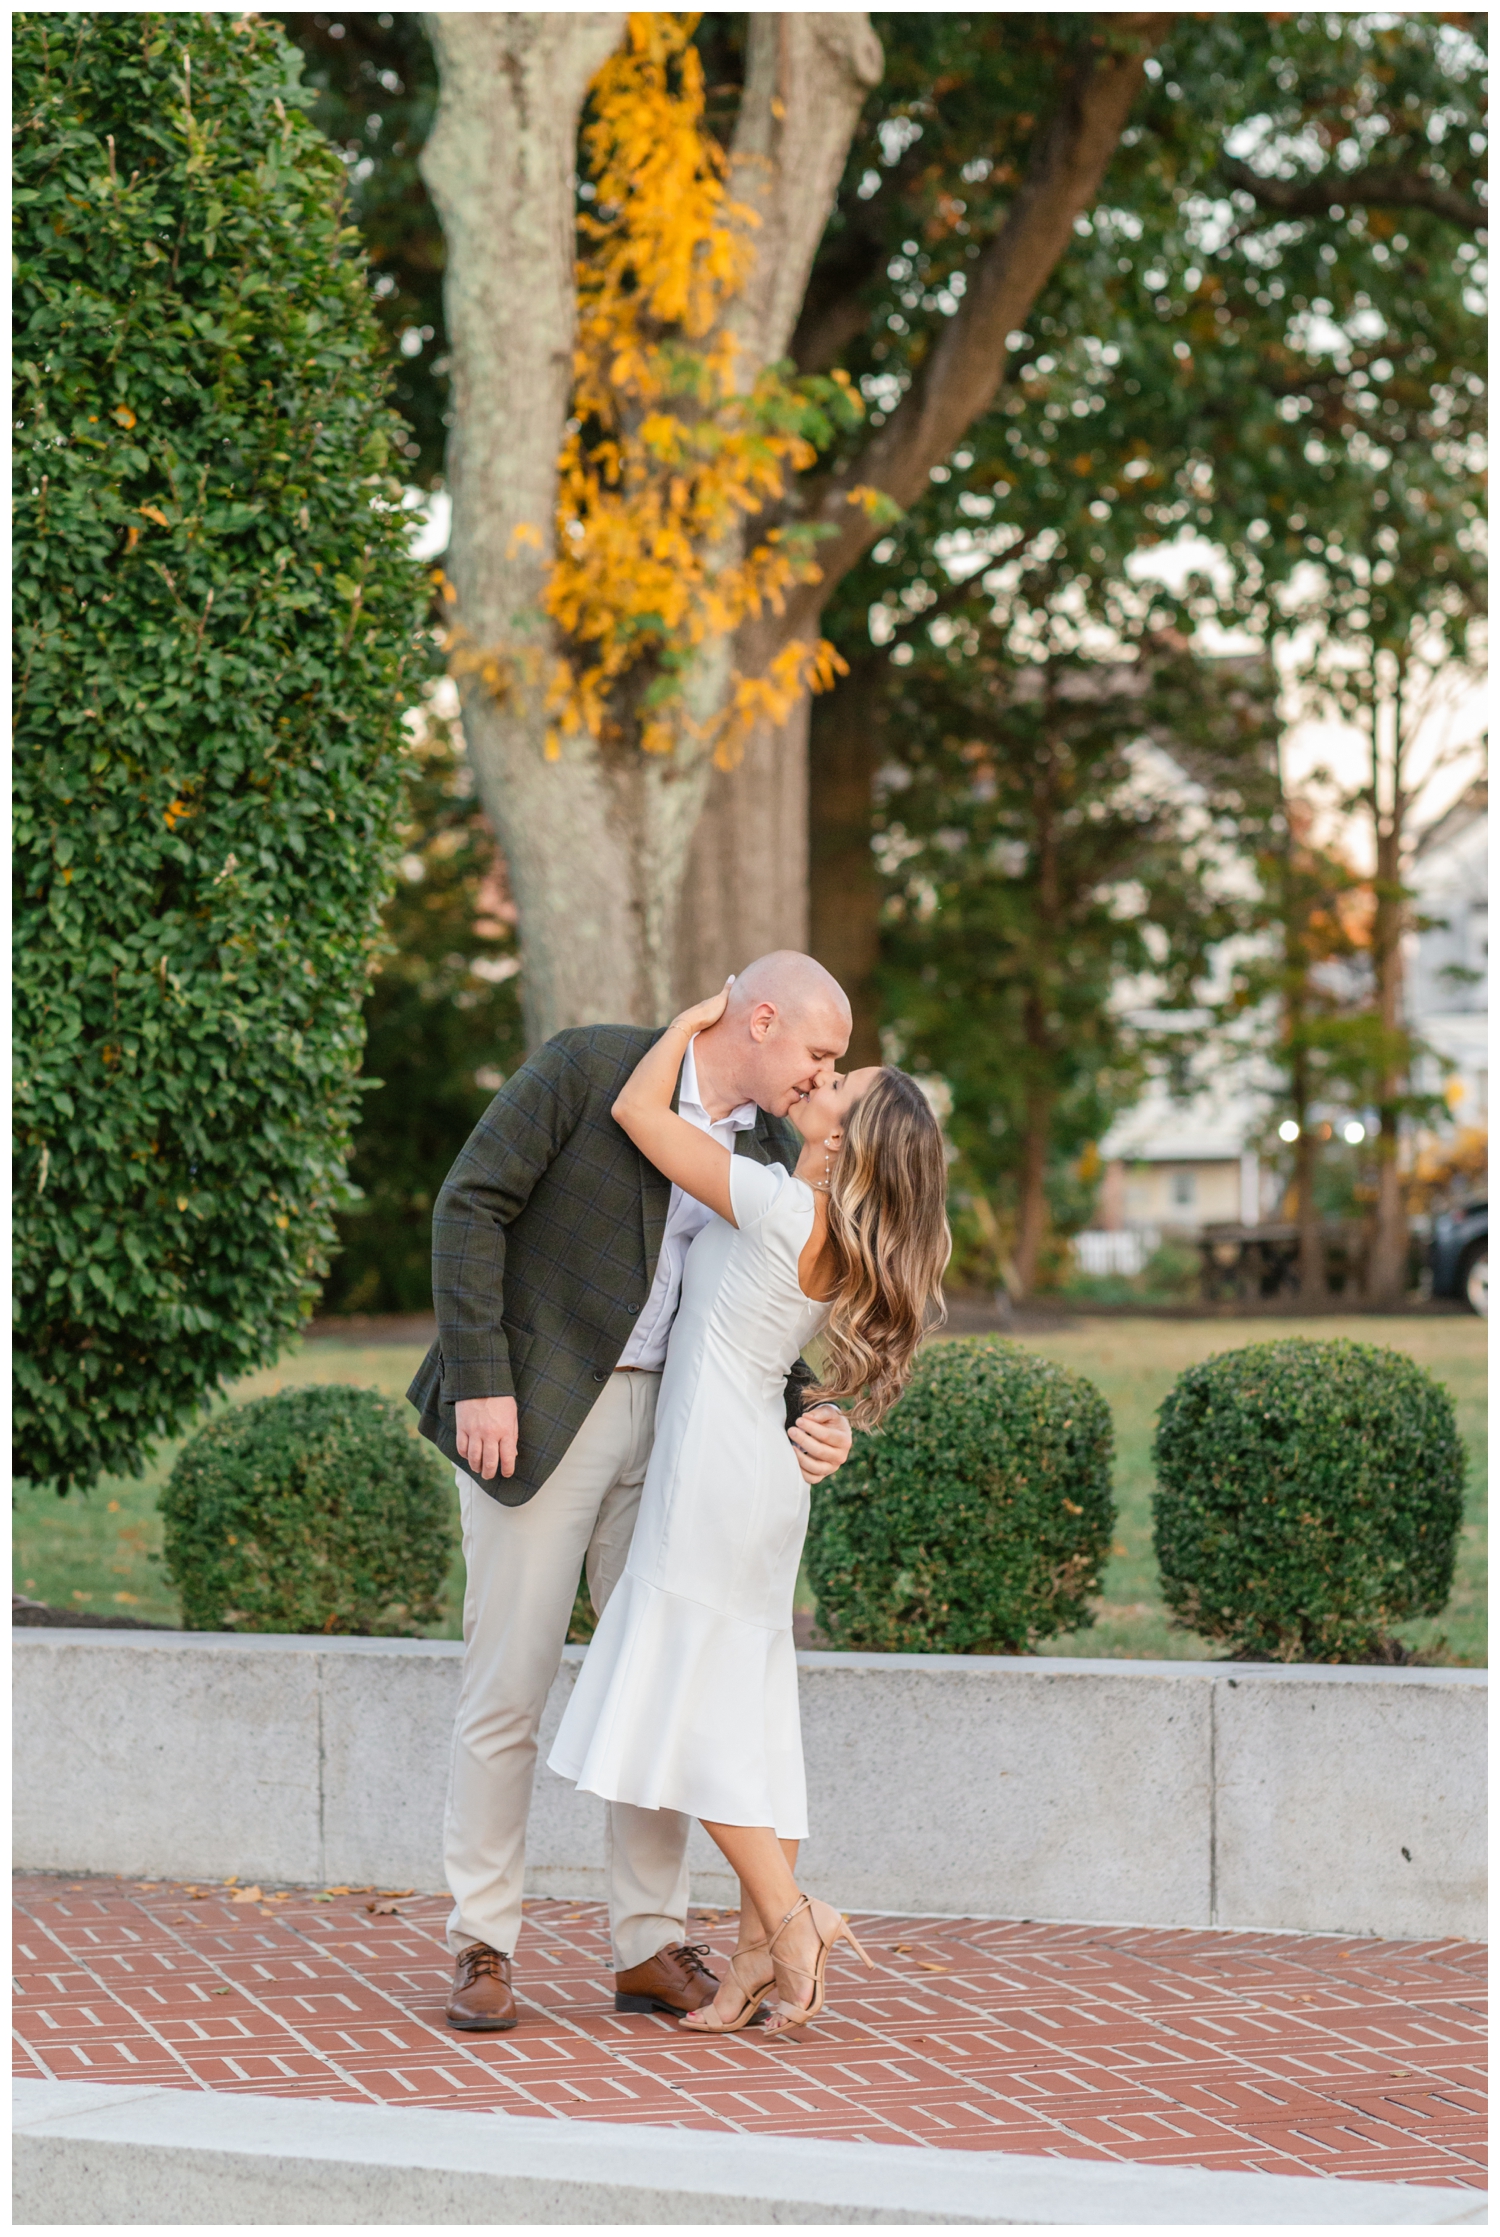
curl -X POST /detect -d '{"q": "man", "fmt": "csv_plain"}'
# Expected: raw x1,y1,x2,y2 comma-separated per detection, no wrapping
408,952,856,2032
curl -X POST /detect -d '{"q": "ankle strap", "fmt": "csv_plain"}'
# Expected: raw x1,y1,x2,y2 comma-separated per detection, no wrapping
768,1894,810,1954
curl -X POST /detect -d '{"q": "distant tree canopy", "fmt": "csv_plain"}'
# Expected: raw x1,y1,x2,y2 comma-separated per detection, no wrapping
13,12,427,1490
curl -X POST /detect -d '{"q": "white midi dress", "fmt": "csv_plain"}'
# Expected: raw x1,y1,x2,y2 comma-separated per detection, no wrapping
547,1159,829,1837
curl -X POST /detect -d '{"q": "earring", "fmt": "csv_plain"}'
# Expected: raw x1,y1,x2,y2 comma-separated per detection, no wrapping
818,1136,836,1193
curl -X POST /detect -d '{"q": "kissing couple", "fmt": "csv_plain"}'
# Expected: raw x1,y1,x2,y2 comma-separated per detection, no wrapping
409,951,950,2036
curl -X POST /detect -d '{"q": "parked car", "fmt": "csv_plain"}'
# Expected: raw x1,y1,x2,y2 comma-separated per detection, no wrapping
1431,1200,1487,1317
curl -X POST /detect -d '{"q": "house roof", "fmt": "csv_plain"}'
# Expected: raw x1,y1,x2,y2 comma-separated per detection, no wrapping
1101,1079,1263,1164
1413,777,1487,862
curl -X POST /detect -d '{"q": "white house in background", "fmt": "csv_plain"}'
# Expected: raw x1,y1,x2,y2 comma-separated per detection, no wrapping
1073,1072,1270,1274
1406,780,1488,1129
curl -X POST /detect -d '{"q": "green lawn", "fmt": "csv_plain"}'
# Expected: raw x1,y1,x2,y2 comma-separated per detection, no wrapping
1011,1316,1486,1666
14,1315,1485,1666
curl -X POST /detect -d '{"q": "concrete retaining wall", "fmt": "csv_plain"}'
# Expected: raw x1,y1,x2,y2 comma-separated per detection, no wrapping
12,1633,1486,1940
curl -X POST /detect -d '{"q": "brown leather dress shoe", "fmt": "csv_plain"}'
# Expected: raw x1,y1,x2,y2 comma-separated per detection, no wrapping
614,1940,721,2016
445,1942,517,2032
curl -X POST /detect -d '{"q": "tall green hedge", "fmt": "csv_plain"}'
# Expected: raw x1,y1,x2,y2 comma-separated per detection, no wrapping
14,15,427,1492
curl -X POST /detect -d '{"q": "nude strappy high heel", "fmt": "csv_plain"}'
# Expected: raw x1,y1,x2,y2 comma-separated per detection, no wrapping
765,1895,872,2033
677,1940,774,2034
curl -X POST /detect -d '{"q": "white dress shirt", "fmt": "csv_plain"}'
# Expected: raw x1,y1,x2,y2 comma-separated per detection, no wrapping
615,1037,758,1372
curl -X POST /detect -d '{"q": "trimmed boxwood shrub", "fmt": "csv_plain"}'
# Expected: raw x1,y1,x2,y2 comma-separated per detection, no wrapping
13,15,427,1494
1152,1338,1465,1663
806,1338,1115,1653
159,1385,454,1635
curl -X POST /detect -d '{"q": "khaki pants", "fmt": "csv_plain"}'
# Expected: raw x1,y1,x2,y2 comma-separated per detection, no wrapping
442,1370,690,1969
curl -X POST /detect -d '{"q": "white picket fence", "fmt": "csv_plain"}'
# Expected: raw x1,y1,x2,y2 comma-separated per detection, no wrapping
1072,1226,1161,1277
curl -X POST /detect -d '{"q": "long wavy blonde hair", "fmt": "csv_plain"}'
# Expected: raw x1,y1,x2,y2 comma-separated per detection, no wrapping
813,1068,951,1430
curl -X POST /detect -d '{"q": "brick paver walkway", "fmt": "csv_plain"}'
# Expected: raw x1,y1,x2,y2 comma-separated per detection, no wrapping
12,1875,1484,2191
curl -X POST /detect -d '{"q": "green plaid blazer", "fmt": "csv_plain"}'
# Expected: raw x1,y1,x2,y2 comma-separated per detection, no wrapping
407,1025,813,1506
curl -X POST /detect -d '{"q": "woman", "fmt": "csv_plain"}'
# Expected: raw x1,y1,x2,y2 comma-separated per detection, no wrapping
548,980,950,2034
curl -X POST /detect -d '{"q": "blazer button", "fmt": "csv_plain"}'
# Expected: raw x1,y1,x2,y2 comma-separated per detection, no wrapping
627,1304,639,1314
592,1369,608,1382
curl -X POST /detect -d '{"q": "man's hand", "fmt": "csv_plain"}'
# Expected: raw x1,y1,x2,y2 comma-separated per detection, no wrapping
789,1402,852,1486
455,1395,518,1483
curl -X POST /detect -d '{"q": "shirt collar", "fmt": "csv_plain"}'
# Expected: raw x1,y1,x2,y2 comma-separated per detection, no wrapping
682,1036,758,1132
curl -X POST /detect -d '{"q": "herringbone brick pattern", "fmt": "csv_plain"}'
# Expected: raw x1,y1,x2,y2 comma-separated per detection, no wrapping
12,1875,1484,2188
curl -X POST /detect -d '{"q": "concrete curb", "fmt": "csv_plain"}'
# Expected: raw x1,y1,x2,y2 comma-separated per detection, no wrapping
12,2081,1487,2227
13,1632,1487,1938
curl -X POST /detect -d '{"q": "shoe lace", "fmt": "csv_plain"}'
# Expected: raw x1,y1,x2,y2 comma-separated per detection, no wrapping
673,1941,717,1982
459,1944,508,1984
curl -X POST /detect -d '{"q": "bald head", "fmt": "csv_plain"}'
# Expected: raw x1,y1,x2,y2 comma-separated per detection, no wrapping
693,950,852,1120
727,951,852,1036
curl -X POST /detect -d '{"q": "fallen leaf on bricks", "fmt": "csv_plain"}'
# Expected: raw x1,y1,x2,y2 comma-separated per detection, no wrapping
380,1889,415,1899
366,1900,401,1915
917,1963,949,1973
230,1886,264,1905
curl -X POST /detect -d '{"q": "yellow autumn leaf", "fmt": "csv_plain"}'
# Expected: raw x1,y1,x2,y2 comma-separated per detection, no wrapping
138,504,169,526
527,13,835,757
112,405,137,429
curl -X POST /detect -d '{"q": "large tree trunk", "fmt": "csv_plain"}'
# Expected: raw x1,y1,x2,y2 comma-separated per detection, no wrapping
677,16,1169,989
807,652,885,1063
670,16,883,1005
674,624,814,1002
420,13,629,1044
425,12,879,1042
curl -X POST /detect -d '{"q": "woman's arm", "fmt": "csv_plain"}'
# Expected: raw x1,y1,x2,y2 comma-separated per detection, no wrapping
612,983,739,1225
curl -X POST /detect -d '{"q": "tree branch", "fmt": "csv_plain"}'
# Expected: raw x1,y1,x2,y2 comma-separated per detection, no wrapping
787,14,1171,627
1220,157,1487,233
789,136,941,375
725,14,883,374
790,211,890,375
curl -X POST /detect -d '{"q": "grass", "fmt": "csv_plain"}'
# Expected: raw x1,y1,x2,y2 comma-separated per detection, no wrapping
1010,1316,1487,1667
13,1315,1485,1666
